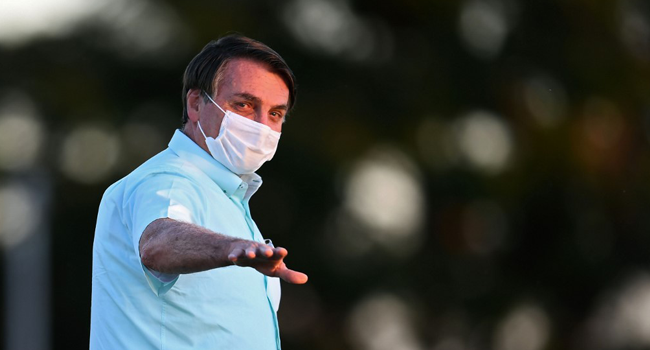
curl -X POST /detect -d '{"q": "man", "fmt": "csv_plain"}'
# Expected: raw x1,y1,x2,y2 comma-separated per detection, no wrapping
90,34,308,349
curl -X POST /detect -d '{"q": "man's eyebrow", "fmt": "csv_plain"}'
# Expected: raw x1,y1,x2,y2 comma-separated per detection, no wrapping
234,92,260,103
234,92,288,110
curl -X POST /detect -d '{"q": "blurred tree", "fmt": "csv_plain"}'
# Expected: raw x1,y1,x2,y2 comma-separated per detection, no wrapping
0,0,649,349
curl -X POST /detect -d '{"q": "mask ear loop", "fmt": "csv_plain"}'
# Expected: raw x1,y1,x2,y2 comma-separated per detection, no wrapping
197,91,227,139
203,91,226,114
197,120,208,139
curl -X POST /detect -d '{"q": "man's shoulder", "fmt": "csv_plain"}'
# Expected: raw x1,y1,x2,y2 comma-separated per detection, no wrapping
124,148,204,187
104,149,200,197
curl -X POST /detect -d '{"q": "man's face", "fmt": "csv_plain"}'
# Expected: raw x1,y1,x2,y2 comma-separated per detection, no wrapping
199,58,290,137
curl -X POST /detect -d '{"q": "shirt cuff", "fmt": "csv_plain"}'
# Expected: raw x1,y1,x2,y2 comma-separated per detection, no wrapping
142,264,179,296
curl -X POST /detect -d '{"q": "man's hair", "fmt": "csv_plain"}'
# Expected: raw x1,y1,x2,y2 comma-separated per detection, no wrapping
181,34,297,128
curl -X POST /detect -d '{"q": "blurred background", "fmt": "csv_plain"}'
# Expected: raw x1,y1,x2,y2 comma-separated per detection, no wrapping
1,0,650,349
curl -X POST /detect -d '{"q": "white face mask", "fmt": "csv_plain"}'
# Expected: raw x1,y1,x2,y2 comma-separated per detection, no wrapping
197,92,281,175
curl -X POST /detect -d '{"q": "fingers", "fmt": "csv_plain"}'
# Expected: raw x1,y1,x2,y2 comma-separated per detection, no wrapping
228,248,245,263
228,242,306,283
277,267,309,284
245,247,257,259
229,243,286,265
270,247,288,259
260,245,275,258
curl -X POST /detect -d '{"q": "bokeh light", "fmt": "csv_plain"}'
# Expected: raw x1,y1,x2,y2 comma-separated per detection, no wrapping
459,0,514,59
59,124,121,184
493,303,550,350
0,182,40,248
92,0,190,61
337,146,425,256
347,293,422,350
0,0,189,61
0,0,106,47
452,111,514,175
0,93,43,172
282,0,393,62
584,272,650,349
618,0,650,61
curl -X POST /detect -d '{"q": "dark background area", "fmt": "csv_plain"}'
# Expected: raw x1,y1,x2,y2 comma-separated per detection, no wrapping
1,0,650,349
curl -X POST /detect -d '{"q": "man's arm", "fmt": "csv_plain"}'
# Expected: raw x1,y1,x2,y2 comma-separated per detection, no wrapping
139,218,308,284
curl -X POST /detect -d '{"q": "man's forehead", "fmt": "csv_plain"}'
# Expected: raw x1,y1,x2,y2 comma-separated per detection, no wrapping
216,59,289,102
218,59,288,88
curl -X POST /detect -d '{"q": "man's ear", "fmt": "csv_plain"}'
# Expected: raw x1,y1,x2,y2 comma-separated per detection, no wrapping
186,89,202,123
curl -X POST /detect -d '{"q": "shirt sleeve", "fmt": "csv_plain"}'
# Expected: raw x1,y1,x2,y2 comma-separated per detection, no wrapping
125,172,206,296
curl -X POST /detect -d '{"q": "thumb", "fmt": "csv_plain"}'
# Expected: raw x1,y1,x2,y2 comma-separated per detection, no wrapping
277,266,309,284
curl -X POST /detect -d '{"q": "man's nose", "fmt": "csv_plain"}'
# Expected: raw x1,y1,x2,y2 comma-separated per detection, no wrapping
253,110,270,125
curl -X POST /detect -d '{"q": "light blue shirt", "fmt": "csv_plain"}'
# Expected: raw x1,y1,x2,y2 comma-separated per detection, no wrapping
90,130,281,350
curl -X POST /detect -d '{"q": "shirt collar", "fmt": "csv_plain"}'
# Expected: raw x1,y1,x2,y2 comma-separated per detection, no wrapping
240,173,263,201
167,130,263,199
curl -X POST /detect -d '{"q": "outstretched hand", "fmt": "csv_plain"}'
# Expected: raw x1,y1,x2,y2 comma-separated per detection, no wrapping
227,242,308,284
